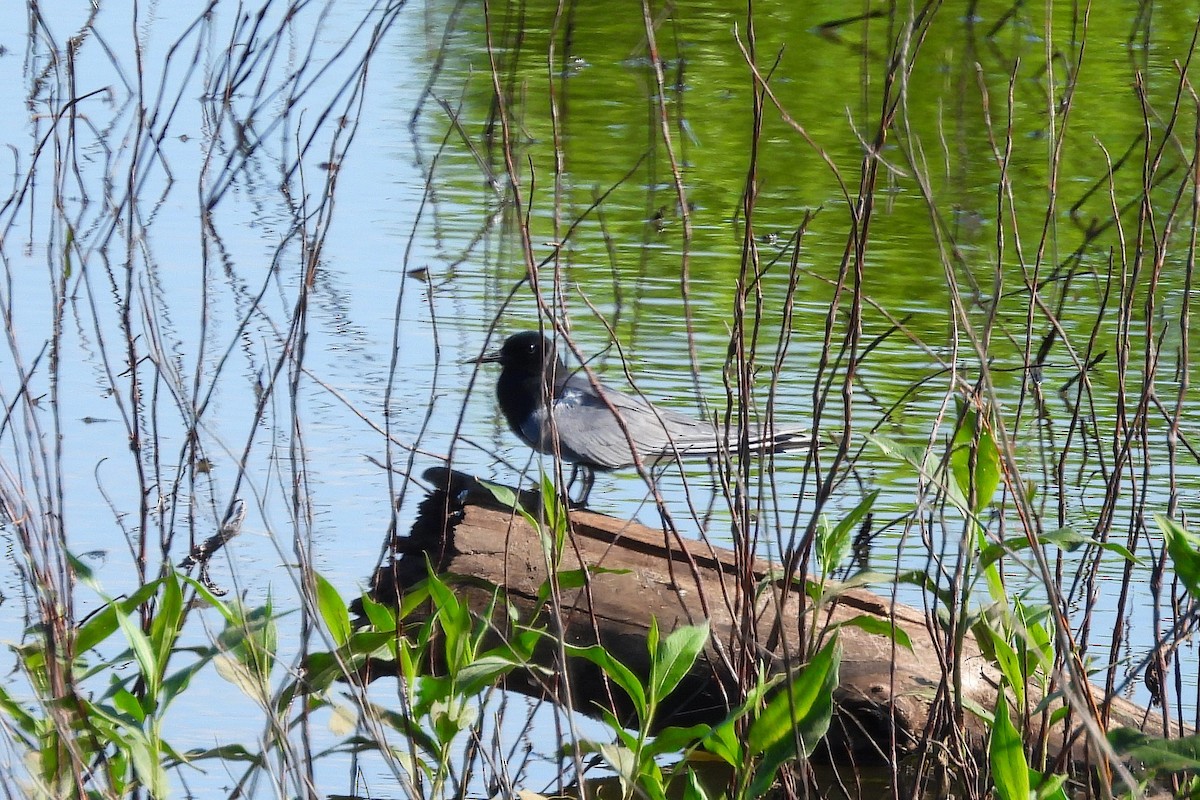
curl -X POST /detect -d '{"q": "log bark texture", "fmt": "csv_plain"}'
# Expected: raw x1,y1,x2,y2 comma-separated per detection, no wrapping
366,468,1183,772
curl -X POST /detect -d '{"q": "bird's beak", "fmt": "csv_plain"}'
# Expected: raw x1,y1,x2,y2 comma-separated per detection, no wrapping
472,348,503,365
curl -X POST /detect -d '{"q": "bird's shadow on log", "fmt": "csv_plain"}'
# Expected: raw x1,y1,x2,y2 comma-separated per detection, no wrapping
355,467,739,734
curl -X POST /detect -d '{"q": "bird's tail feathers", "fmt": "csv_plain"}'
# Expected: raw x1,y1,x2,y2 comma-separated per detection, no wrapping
664,427,814,460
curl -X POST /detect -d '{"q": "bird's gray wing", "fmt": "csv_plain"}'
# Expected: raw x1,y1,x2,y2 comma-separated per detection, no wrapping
602,388,721,455
541,381,718,469
588,386,812,461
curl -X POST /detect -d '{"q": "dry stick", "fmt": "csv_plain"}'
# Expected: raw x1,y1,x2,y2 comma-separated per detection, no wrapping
1098,69,1179,738
1100,40,1200,759
0,97,90,778
746,2,927,785
730,28,848,622
179,10,395,568
480,3,590,790
384,91,471,608
875,7,949,789
292,129,327,800
409,0,472,131
566,312,741,690
924,20,1145,800
286,44,399,790
1125,89,1197,751
242,15,410,789
544,0,639,754
892,6,993,786
495,2,748,705
1067,247,1117,667
998,21,1144,788
547,0,567,329
1083,92,1140,729
1147,50,1200,746
435,96,503,198
880,10,969,793
933,40,1016,786
460,16,621,772
728,0,765,706
410,101,505,284
636,2,743,679
982,56,1072,764
28,5,408,797
1173,71,1199,735
765,218,819,611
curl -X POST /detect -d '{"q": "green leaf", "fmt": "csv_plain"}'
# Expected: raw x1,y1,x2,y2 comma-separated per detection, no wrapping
454,654,522,695
0,684,39,739
177,574,239,624
1014,600,1055,678
679,766,711,800
114,600,161,703
645,723,712,758
429,693,478,743
829,614,913,651
121,728,169,799
426,571,472,672
652,622,709,705
1158,515,1200,598
540,472,560,529
747,638,838,756
981,628,1025,708
178,743,264,766
75,580,162,654
1107,727,1200,771
979,527,1139,569
297,651,340,694
160,660,209,707
592,706,641,751
413,675,453,718
365,700,441,756
1041,528,1137,563
746,638,839,797
217,604,279,681
149,571,184,676
214,653,263,701
480,478,545,540
537,566,631,605
1033,769,1069,800
346,630,401,661
864,432,927,466
359,593,398,632
109,685,146,724
478,479,518,509
597,742,639,799
949,404,1001,514
817,490,877,576
989,691,1030,800
62,225,74,278
565,643,647,722
892,569,957,608
314,574,351,647
701,720,742,765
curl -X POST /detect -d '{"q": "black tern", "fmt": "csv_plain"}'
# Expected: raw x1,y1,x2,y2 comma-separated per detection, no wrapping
478,331,812,505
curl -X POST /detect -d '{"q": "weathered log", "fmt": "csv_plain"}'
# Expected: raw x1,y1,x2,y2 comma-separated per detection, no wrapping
365,467,1185,774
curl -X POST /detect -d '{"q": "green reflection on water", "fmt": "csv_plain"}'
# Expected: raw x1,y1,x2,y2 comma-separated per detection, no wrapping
413,1,1200,601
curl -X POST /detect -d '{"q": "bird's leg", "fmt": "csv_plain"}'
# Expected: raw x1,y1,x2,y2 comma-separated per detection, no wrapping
577,465,596,507
566,463,581,499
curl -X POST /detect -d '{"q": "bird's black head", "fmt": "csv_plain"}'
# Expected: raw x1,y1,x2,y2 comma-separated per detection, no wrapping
480,331,561,376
